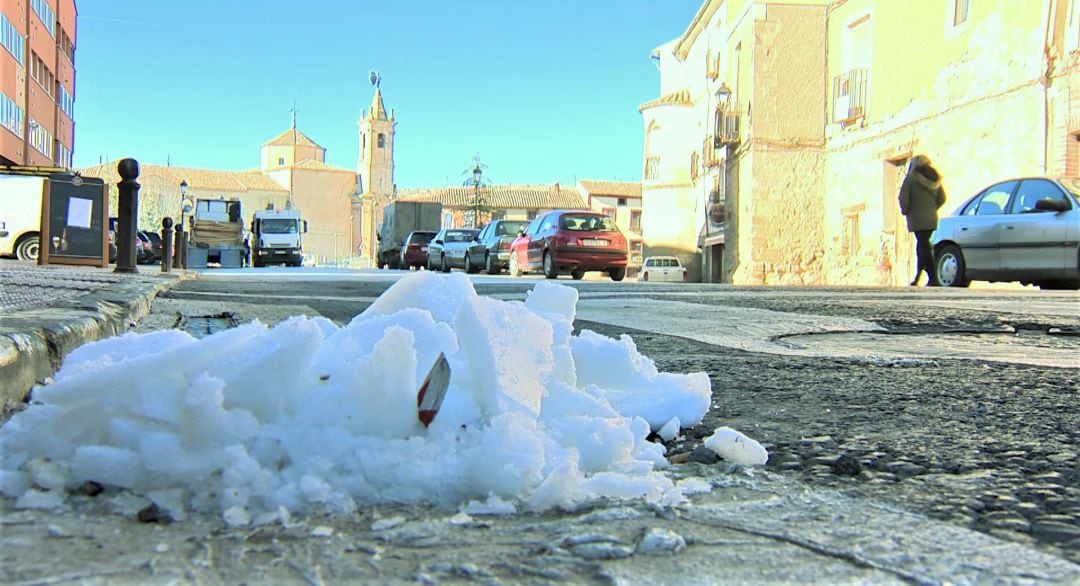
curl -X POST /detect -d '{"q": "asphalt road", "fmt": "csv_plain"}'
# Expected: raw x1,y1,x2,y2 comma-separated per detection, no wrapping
164,267,1080,563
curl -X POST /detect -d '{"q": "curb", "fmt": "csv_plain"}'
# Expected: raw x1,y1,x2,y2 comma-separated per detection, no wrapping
0,273,188,409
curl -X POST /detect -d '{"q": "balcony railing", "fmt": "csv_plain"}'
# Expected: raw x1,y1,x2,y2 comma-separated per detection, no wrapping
713,110,741,148
833,68,868,124
702,136,720,168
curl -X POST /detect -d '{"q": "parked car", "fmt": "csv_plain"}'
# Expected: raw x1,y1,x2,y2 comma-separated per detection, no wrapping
136,230,161,264
400,230,437,269
931,176,1080,289
464,219,530,274
134,232,154,264
637,256,687,282
426,228,480,272
139,230,163,262
508,210,628,281
108,217,117,263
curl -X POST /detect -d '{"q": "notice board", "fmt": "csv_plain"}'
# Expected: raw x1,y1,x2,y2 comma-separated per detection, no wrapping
39,174,109,267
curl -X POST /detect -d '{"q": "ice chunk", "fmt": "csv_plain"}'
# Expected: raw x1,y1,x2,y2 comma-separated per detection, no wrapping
704,427,768,467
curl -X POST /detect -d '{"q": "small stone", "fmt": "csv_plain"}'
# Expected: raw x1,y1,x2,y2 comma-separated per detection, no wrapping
137,504,170,524
832,454,862,476
1031,520,1080,543
78,481,104,497
636,528,687,556
311,526,334,537
686,446,720,465
46,524,73,538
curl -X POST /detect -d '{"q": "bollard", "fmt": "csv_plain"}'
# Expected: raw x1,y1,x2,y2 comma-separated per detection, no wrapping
114,158,140,274
174,222,186,269
161,217,173,273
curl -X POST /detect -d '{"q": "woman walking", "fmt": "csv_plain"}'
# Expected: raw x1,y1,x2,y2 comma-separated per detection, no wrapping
898,155,947,286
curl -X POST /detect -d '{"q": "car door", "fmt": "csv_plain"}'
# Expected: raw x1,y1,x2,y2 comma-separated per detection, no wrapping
527,214,555,269
954,180,1018,274
998,179,1072,274
468,224,490,266
428,230,446,266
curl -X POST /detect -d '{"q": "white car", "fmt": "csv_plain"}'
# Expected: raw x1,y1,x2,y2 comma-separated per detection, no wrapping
932,176,1080,289
637,256,687,282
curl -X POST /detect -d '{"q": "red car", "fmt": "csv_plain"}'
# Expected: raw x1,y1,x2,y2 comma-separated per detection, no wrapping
400,230,437,269
508,210,628,281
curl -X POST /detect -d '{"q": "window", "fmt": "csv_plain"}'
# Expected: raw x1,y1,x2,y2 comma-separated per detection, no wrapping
962,181,1016,215
56,141,71,168
690,151,699,180
377,133,385,148
59,30,74,62
278,157,285,165
1,91,24,138
31,0,55,38
630,210,642,233
441,212,453,228
841,212,860,255
527,209,538,220
953,0,971,27
28,118,52,158
58,85,74,119
29,52,55,98
602,207,615,218
617,197,627,207
1011,179,1066,214
1,13,24,65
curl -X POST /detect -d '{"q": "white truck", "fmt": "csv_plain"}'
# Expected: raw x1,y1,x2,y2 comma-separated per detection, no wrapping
0,174,45,261
250,207,307,267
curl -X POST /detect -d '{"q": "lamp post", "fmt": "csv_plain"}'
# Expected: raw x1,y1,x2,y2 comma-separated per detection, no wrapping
471,164,482,228
178,179,188,268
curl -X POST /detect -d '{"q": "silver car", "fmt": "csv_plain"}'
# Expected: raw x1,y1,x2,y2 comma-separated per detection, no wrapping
931,176,1080,290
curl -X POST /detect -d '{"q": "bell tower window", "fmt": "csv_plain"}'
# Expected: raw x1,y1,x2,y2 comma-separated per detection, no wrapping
378,133,386,148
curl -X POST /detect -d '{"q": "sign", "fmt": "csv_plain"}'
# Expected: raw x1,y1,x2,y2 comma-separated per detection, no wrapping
39,174,109,268
416,352,451,427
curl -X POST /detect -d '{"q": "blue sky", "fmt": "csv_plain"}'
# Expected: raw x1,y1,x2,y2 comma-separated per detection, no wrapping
73,1,701,189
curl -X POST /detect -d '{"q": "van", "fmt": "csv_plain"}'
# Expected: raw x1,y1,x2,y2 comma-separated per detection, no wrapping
0,175,46,261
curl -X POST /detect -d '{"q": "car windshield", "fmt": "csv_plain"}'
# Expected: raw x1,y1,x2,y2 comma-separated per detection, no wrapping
409,232,435,244
444,230,478,243
261,219,298,234
496,221,529,236
559,214,616,232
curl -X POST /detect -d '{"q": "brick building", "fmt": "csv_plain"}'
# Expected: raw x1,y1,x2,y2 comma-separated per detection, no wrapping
1,0,77,168
645,0,1080,286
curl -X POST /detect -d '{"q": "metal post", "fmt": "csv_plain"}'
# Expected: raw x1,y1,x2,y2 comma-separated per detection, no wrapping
160,217,173,273
174,222,186,269
114,158,140,273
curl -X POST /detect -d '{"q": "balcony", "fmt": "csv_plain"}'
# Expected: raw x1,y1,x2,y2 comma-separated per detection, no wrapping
833,68,868,125
713,110,741,148
702,136,720,168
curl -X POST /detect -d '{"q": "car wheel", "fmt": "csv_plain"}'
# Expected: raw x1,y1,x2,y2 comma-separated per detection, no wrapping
609,267,626,282
15,235,39,262
465,254,478,274
485,253,499,275
935,245,969,288
543,251,558,279
509,252,522,277
571,269,585,280
441,255,450,273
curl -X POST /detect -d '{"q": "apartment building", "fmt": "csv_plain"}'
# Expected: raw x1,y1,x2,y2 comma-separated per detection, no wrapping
1,0,76,168
644,0,1078,286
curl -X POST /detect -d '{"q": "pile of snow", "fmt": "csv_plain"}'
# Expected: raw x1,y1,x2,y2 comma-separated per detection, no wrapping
0,273,763,525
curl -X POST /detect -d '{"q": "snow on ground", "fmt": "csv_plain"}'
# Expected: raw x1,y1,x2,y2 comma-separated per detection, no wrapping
0,273,761,525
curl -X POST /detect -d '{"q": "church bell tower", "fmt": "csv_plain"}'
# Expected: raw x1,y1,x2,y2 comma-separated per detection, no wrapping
357,72,396,265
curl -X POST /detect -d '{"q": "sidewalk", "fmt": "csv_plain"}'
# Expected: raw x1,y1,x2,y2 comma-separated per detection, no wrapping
0,259,187,408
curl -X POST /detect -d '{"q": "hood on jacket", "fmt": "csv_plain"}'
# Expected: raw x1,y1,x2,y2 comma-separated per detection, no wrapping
908,155,941,187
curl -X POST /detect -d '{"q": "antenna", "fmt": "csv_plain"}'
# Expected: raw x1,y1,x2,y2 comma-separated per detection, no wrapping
290,101,299,129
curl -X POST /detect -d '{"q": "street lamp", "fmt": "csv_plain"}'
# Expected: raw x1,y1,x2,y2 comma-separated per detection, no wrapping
471,164,482,228
178,179,188,267
714,82,732,108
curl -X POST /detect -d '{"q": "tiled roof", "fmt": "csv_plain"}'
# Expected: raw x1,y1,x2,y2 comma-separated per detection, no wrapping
263,128,323,149
396,184,585,210
578,180,642,198
638,88,693,111
78,161,289,193
292,159,354,173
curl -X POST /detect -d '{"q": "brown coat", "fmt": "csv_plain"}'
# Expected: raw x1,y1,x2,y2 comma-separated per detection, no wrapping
898,155,947,232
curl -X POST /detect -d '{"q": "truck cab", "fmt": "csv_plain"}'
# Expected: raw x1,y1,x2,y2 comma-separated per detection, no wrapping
251,207,307,267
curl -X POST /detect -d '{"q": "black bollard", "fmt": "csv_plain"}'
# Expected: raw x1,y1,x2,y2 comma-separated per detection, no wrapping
161,217,173,273
114,158,140,274
174,222,186,269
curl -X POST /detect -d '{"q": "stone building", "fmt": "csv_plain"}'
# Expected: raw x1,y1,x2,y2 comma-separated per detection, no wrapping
396,184,586,228
645,0,1080,286
578,180,644,268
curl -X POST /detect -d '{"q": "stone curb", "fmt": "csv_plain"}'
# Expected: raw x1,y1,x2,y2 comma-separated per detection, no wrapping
0,272,189,408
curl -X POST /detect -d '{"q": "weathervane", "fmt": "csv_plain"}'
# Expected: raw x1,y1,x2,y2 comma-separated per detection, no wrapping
369,70,381,88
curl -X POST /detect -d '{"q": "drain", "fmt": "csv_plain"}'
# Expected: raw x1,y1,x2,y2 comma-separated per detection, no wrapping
176,313,240,338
